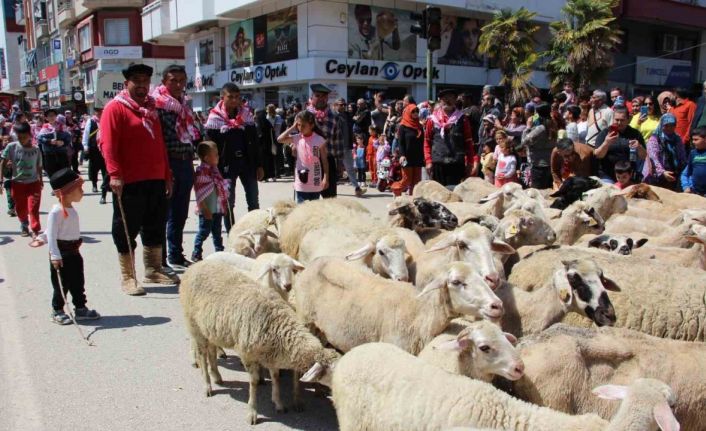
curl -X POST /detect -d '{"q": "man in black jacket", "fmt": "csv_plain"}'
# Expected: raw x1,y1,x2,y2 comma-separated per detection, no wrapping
205,83,263,232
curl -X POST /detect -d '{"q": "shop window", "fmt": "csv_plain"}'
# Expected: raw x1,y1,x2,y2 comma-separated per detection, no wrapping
78,24,91,52
104,18,130,46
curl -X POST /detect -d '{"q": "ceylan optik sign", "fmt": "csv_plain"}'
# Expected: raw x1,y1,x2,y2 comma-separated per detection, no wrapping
230,63,288,85
325,59,440,81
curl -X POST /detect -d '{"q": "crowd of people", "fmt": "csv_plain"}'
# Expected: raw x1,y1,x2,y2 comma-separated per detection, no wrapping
1,61,705,325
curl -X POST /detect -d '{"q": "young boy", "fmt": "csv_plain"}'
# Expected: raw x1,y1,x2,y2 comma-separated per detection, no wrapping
192,141,229,262
682,127,706,196
39,168,100,325
366,125,379,185
613,161,635,190
0,122,42,238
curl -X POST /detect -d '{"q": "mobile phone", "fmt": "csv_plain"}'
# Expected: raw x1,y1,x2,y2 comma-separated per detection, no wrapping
609,124,619,134
640,106,648,116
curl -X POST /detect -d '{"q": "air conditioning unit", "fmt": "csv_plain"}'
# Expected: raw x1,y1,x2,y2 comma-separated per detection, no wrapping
662,34,678,53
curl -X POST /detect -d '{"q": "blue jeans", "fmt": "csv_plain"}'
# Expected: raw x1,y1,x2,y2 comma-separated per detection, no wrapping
167,158,194,259
193,213,224,257
224,167,259,233
296,191,321,203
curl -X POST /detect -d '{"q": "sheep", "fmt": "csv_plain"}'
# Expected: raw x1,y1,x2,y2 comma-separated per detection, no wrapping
644,183,706,209
299,226,411,282
443,202,488,226
388,197,459,233
293,257,504,355
508,247,706,341
493,209,556,250
412,180,463,203
453,177,499,203
508,323,706,430
581,186,628,221
179,261,340,424
204,251,255,271
479,183,534,219
552,201,605,245
549,176,602,210
418,319,524,382
587,234,649,255
323,342,679,431
226,208,280,257
496,259,618,337
416,223,516,289
631,224,706,269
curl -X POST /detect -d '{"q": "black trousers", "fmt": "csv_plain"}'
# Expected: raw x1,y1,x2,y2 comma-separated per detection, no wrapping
224,167,259,232
530,166,552,190
88,149,109,195
50,252,86,311
431,162,465,187
43,151,71,178
321,155,338,198
357,168,367,183
112,180,167,254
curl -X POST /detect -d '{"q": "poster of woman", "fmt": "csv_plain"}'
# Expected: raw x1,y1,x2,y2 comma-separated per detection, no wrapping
348,4,416,62
437,16,484,67
229,20,254,68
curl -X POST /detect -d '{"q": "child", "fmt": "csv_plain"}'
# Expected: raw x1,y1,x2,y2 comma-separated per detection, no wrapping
681,127,706,196
367,125,379,185
0,122,42,238
481,141,497,184
277,110,329,203
495,136,518,187
191,141,229,261
613,161,635,190
1,135,15,216
353,134,367,186
376,133,391,165
38,168,100,325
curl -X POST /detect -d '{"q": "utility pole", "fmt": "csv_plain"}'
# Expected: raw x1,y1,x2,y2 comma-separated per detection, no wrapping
411,6,442,102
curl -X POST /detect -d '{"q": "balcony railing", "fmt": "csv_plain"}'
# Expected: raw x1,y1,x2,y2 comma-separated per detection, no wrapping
35,20,50,40
57,0,75,27
82,0,145,10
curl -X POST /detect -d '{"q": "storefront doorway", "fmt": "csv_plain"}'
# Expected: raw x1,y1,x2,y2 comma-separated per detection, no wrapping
348,85,410,104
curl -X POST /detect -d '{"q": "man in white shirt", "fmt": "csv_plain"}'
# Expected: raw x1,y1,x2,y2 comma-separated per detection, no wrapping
586,89,614,148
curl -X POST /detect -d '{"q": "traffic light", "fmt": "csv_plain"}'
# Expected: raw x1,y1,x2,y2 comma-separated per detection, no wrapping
410,11,427,39
426,7,441,51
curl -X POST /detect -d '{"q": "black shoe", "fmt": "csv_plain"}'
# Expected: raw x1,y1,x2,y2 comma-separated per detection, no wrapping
191,252,203,263
7,208,16,217
167,255,192,271
74,307,101,321
92,186,98,193
99,196,106,205
20,225,30,237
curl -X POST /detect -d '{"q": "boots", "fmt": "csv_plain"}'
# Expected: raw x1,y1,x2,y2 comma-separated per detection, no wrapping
143,246,180,285
119,253,145,296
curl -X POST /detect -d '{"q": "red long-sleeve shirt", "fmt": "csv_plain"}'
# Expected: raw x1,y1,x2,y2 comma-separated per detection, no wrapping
423,115,479,167
100,100,171,185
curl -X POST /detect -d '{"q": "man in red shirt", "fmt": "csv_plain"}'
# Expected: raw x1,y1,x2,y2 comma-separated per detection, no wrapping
423,88,479,186
672,88,697,146
101,64,179,296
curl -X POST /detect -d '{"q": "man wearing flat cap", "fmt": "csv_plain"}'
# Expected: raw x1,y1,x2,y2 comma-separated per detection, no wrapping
100,63,179,296
423,88,479,186
307,83,345,197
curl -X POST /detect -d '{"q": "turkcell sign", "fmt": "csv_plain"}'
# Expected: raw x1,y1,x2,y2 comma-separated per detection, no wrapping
325,59,440,81
230,64,288,85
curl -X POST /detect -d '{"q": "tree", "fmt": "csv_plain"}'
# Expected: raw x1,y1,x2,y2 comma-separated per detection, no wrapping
478,7,540,106
546,0,623,92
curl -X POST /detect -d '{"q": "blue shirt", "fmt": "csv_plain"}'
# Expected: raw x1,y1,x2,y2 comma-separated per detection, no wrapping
681,148,706,195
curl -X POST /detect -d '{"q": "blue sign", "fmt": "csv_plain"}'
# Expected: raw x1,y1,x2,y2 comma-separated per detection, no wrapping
53,39,61,50
381,62,400,80
254,66,264,83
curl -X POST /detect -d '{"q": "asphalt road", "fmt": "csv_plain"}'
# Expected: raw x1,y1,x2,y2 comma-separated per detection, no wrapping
0,171,394,431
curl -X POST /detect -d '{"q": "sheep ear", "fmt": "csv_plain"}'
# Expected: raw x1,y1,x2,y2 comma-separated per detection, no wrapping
418,277,445,298
266,230,278,239
435,337,471,352
588,235,607,248
345,243,375,261
504,333,518,345
479,190,501,203
290,258,306,272
653,401,680,431
388,203,413,216
600,274,621,292
300,362,326,383
256,264,271,280
491,239,516,255
592,384,629,400
425,235,456,253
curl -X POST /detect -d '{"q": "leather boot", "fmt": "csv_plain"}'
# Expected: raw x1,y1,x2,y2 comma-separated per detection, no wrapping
143,246,180,285
119,253,145,296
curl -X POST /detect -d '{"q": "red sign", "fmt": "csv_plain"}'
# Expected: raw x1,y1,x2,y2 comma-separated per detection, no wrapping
38,64,60,82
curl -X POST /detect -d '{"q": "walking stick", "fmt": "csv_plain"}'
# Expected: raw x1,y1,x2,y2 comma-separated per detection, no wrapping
117,194,138,292
55,267,94,346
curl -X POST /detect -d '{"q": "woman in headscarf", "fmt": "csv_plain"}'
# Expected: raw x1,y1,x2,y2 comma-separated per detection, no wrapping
642,113,687,190
390,104,424,196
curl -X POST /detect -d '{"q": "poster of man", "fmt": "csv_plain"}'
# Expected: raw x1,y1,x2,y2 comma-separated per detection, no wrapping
266,6,298,63
229,20,254,68
437,16,484,67
348,4,416,62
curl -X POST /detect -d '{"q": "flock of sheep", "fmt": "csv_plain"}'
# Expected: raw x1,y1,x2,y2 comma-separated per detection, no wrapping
178,177,706,430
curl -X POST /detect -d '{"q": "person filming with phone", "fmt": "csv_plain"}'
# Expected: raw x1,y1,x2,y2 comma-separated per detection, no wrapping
594,106,645,184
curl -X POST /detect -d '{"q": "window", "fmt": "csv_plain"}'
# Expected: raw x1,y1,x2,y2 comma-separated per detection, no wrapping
78,24,91,52
198,38,213,66
104,18,130,46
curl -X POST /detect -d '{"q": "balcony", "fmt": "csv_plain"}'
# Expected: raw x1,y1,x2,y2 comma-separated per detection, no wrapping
141,0,184,44
81,0,145,9
15,3,25,26
57,0,75,28
35,20,50,40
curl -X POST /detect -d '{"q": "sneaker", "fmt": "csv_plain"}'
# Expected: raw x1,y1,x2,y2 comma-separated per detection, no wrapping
74,307,101,321
191,252,203,263
20,225,30,237
51,310,72,325
7,208,16,217
167,255,192,271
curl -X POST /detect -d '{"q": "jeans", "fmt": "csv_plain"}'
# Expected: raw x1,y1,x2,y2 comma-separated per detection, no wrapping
50,252,86,311
193,213,224,257
166,158,194,260
296,191,321,203
224,167,259,232
342,148,360,189
112,180,167,254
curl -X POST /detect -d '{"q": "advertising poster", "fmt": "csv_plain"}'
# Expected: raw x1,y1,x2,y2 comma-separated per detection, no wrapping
266,6,298,63
228,20,254,68
198,38,213,66
437,16,484,67
635,56,692,88
253,15,267,65
348,4,416,62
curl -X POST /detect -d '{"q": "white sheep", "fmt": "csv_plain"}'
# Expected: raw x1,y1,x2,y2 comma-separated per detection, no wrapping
552,201,605,245
323,342,679,431
418,319,524,382
179,261,339,424
293,257,504,355
508,247,706,341
453,177,499,203
581,186,628,222
226,209,279,257
631,224,706,269
412,180,463,203
493,209,557,250
496,259,619,337
509,323,706,430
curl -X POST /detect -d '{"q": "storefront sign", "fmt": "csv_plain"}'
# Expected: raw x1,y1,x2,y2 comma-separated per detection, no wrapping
635,57,692,87
93,46,143,60
229,63,289,85
94,71,125,108
188,73,215,91
38,64,60,82
325,59,439,81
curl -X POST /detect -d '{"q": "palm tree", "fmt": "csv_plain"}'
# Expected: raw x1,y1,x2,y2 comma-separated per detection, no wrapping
546,0,623,92
478,7,540,106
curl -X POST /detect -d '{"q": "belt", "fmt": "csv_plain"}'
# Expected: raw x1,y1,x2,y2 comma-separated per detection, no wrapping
57,238,82,254
169,152,193,161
